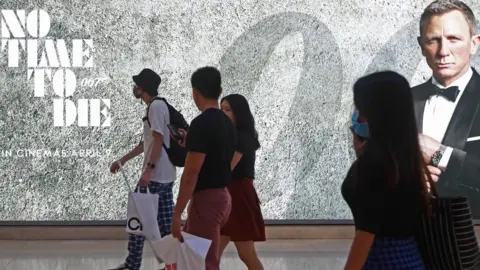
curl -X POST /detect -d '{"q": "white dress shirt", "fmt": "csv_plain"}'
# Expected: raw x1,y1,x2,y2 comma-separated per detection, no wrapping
422,67,473,170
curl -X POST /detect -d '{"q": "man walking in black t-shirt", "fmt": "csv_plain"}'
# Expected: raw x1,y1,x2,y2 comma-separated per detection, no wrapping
170,66,236,270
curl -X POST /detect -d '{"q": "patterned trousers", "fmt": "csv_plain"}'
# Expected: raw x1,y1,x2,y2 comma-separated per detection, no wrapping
362,236,426,270
125,181,174,270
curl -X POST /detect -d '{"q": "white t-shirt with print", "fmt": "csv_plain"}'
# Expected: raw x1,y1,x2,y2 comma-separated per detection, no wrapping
142,99,176,183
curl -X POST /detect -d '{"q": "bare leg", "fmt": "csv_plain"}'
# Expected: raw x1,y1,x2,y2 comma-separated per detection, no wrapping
234,241,264,270
218,235,231,262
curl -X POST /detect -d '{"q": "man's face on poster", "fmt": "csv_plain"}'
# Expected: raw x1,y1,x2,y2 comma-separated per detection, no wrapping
419,10,480,86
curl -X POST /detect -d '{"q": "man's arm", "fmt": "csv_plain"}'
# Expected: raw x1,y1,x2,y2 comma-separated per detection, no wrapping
173,152,206,217
419,134,480,190
173,116,209,218
120,141,144,165
146,101,168,166
147,132,163,165
437,146,454,171
442,148,480,191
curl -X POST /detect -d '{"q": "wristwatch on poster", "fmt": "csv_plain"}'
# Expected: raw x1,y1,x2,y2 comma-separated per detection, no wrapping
430,145,446,167
146,162,155,169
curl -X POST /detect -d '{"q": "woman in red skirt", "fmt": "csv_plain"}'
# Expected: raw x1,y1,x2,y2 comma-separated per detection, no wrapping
219,94,265,270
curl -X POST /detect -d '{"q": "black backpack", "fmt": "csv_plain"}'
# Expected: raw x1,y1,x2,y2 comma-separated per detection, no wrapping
143,97,189,167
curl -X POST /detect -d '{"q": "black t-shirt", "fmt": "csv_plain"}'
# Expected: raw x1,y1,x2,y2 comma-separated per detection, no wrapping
186,108,236,191
341,162,425,237
232,130,257,180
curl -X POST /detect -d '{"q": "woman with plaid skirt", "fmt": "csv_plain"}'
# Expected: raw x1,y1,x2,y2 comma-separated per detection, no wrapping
342,71,431,270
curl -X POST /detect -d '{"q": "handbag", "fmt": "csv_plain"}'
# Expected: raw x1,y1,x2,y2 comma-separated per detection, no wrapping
117,161,166,267
126,186,161,241
152,232,212,270
415,180,480,270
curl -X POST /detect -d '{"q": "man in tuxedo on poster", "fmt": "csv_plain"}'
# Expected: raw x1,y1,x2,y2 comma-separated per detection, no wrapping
413,0,480,219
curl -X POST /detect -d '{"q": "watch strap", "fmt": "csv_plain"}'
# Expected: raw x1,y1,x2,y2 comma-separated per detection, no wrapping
146,162,155,169
430,145,446,167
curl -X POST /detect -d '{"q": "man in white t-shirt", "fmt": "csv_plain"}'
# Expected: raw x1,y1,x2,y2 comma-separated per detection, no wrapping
109,68,175,270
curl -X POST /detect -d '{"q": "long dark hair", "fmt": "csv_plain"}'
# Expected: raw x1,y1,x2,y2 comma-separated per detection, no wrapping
353,71,429,204
221,94,260,150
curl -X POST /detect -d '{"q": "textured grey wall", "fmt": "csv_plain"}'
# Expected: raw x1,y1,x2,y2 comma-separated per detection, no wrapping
1,0,480,221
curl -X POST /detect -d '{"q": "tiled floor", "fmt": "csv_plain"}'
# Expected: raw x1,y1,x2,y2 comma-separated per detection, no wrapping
0,239,350,270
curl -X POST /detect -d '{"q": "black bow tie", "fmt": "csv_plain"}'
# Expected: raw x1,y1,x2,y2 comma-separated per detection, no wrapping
429,85,460,102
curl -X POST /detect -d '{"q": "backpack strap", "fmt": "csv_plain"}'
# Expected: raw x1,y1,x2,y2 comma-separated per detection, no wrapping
143,96,170,150
143,96,163,127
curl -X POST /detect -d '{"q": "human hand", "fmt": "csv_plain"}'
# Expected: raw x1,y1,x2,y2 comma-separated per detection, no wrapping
418,134,441,164
426,165,441,183
110,159,124,174
177,129,187,147
138,167,152,187
425,165,442,192
171,214,184,243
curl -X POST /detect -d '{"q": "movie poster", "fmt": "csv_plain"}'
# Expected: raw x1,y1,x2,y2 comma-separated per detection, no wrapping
0,0,479,223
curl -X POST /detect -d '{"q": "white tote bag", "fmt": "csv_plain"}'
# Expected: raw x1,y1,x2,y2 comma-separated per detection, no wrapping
152,232,212,270
125,187,161,241
117,161,166,267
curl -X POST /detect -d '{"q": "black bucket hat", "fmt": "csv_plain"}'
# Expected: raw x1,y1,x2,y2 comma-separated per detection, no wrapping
132,68,161,96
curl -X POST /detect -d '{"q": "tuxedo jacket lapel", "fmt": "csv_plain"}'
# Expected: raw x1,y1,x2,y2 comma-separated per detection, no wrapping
442,70,480,150
412,82,430,132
